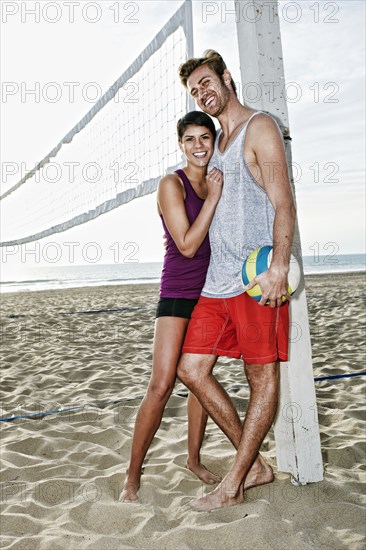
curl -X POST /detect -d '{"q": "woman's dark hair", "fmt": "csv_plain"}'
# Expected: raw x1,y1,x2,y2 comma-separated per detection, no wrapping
177,111,216,142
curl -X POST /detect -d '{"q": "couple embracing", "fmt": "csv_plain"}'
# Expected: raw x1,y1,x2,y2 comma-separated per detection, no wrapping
120,50,296,512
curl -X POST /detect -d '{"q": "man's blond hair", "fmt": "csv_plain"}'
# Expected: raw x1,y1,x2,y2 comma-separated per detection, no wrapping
178,49,237,96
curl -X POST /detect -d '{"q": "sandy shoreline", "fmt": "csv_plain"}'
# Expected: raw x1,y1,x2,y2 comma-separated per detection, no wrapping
1,273,365,549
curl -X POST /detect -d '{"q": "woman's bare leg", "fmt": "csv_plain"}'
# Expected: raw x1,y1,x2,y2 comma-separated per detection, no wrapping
120,313,222,502
120,316,188,502
186,392,221,484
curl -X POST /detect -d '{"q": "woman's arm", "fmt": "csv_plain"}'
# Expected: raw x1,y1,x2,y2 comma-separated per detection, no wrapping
157,168,223,258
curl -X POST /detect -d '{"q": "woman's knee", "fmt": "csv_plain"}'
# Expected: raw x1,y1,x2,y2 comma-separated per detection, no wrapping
147,379,174,402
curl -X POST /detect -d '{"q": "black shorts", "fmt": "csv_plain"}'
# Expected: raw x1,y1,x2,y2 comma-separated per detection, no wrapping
155,297,199,319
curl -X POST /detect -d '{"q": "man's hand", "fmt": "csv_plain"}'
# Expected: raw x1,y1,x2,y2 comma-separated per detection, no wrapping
245,265,291,308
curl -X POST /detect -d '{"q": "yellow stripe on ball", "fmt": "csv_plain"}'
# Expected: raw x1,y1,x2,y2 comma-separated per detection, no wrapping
247,284,262,298
246,247,259,284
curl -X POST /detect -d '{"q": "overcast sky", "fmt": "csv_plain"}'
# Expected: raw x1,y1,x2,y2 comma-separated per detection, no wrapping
1,0,365,271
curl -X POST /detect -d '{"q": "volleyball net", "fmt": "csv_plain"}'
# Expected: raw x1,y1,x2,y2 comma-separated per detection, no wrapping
0,1,193,247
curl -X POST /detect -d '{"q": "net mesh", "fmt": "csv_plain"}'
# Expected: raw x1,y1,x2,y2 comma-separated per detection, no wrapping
1,2,192,246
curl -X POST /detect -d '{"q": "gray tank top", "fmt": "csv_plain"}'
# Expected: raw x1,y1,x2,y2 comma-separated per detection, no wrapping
202,111,276,298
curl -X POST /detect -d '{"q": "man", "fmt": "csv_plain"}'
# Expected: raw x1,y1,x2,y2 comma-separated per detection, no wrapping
177,50,296,511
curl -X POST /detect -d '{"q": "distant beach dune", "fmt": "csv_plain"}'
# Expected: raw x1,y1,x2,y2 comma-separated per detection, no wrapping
1,273,365,549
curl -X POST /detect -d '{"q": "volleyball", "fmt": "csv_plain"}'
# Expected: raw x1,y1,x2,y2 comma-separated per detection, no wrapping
242,245,301,303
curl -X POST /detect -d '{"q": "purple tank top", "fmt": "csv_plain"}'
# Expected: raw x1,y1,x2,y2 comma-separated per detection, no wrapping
159,169,211,299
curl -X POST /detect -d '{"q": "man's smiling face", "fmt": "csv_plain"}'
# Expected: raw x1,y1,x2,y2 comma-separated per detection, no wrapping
187,65,231,118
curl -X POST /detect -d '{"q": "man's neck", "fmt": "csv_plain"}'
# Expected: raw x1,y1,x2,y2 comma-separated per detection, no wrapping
217,97,255,137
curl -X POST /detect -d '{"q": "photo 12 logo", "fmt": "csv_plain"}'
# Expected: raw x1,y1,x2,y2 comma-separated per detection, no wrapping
1,241,140,265
1,1,140,24
201,2,340,24
1,81,140,105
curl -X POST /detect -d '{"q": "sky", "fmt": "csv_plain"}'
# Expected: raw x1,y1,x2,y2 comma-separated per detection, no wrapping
1,0,365,272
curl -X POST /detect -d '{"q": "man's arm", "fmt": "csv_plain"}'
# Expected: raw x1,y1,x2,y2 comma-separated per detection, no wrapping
246,114,297,307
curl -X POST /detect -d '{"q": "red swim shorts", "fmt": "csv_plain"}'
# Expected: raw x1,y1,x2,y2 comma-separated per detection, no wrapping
182,292,289,364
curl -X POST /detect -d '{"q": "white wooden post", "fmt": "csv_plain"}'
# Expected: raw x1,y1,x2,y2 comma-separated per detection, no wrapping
185,0,195,112
235,0,323,483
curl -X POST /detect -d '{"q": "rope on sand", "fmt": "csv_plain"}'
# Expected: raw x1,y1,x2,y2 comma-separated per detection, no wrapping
1,372,365,423
313,372,366,381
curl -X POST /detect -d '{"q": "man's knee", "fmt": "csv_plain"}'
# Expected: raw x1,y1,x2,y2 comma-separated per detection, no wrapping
177,354,199,386
245,361,279,391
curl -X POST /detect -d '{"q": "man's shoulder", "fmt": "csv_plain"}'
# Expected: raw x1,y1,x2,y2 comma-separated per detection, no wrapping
246,112,282,142
250,111,280,130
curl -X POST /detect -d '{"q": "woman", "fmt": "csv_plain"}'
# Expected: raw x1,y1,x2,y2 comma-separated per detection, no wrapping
120,111,223,502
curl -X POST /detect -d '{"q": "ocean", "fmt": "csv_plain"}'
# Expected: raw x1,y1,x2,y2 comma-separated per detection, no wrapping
1,254,365,294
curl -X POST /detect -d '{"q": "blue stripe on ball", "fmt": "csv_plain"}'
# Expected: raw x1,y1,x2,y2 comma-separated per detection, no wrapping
242,262,249,286
256,245,272,277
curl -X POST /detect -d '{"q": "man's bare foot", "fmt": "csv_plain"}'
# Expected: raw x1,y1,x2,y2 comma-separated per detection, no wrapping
119,479,140,503
244,454,274,490
190,476,244,512
186,460,222,485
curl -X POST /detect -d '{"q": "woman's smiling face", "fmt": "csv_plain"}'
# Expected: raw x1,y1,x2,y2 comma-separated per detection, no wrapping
179,125,215,167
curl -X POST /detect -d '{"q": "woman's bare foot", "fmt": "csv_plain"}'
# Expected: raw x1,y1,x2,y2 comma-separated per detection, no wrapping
186,459,222,485
119,478,140,503
190,475,244,512
244,454,274,490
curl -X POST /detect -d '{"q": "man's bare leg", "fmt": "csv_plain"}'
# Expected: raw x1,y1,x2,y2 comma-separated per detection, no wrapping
177,354,274,494
189,362,279,511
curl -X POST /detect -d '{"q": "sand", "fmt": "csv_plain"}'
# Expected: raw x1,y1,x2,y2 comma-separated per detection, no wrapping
0,272,365,550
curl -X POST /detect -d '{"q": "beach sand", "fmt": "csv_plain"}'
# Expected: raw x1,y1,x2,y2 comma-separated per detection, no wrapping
1,273,365,549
